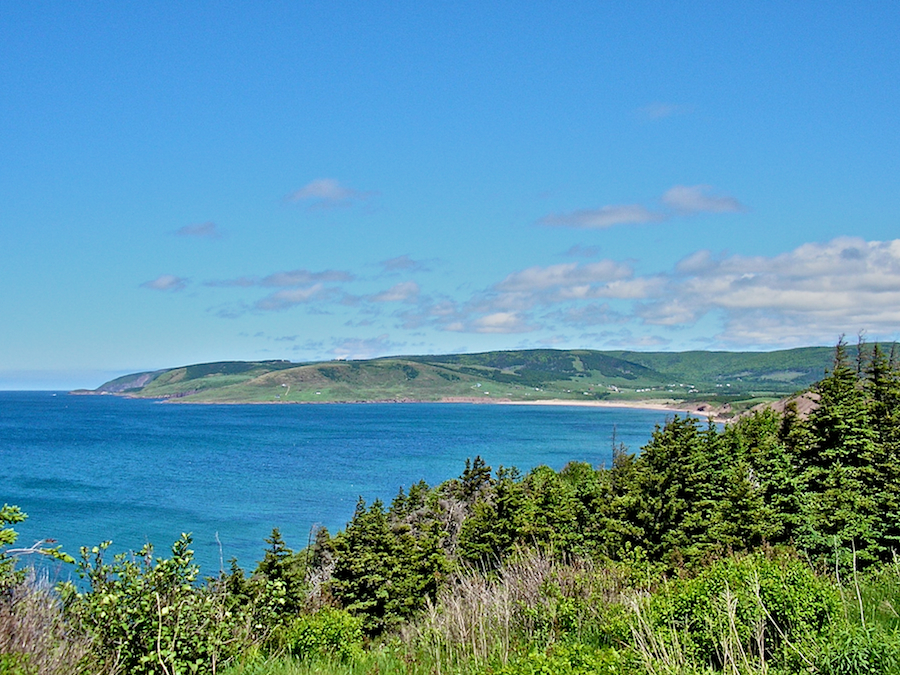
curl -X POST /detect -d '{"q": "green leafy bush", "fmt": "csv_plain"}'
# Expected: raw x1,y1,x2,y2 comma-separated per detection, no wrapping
814,623,900,675
637,551,839,671
492,643,627,675
62,535,245,675
277,607,364,662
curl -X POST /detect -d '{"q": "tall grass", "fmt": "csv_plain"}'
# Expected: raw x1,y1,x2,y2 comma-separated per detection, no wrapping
0,571,91,675
8,550,900,675
399,548,629,674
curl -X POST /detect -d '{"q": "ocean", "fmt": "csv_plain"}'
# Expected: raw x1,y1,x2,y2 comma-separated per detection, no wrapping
1,391,684,575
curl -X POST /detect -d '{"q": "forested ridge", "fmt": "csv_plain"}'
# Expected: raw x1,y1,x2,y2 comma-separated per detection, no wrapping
5,340,900,674
84,344,862,406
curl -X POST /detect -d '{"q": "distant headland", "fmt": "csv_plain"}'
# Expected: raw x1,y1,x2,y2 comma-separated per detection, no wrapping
72,346,861,419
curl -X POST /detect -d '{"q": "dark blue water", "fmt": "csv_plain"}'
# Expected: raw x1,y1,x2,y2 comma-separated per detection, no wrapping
1,392,680,575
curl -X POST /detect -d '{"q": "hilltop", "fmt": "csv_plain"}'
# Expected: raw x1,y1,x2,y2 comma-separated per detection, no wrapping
74,345,876,414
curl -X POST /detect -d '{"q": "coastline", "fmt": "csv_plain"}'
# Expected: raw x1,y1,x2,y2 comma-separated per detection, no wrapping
490,397,729,421
76,390,733,421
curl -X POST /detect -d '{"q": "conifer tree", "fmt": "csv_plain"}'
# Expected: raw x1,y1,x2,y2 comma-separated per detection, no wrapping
864,343,900,555
457,467,525,567
723,408,801,546
799,340,882,565
256,527,305,612
632,416,708,563
595,442,645,559
518,464,584,554
329,498,449,634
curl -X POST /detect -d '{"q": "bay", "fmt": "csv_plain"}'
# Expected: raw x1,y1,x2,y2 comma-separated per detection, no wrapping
1,391,682,575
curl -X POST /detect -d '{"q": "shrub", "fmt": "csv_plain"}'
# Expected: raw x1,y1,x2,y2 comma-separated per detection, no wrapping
814,623,900,675
62,535,246,675
492,643,627,675
277,607,364,662
634,551,839,672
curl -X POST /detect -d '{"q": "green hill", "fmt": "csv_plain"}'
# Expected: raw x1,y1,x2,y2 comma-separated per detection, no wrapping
81,344,890,409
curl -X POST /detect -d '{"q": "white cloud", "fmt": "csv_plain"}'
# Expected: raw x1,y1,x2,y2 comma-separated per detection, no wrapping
661,185,745,215
372,281,420,303
174,221,223,239
254,284,333,311
445,312,538,334
538,185,745,230
597,277,668,300
141,274,188,291
539,205,663,229
653,237,900,343
496,261,632,292
261,269,354,286
206,268,354,288
563,244,601,258
634,298,702,326
552,302,624,327
428,237,900,346
380,255,431,273
637,102,693,120
330,334,402,360
285,178,375,208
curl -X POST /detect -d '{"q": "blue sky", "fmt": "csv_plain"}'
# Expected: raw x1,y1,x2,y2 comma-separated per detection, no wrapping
2,2,900,389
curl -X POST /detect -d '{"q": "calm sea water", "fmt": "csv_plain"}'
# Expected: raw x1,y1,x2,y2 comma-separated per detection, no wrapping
1,391,681,575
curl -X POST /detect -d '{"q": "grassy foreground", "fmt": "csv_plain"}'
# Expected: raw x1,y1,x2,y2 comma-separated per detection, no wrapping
4,544,900,675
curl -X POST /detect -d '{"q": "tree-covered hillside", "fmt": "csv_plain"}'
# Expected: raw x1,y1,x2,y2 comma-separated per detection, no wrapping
79,344,897,408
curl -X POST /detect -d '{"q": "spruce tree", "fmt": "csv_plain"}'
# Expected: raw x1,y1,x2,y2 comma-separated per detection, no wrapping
723,408,801,546
800,340,882,565
864,343,900,555
632,416,709,564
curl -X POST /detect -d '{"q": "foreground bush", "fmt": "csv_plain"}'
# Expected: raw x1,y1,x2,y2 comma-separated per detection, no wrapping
61,535,253,675
631,550,840,673
275,607,364,663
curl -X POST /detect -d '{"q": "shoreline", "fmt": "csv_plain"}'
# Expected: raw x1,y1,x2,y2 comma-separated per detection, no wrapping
98,392,731,421
490,397,729,421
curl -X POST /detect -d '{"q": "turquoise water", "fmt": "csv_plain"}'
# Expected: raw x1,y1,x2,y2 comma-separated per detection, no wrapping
1,391,680,575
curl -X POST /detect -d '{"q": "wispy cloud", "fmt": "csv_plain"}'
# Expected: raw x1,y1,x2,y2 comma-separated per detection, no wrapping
563,244,601,258
539,205,663,229
445,312,538,334
552,302,625,327
206,268,355,288
380,255,431,273
330,334,403,360
191,230,900,351
141,274,188,291
496,261,632,293
637,102,693,120
285,178,375,209
174,221,223,239
637,237,900,344
387,237,900,347
253,284,336,311
261,269,355,287
372,281,420,303
661,185,746,215
538,184,746,230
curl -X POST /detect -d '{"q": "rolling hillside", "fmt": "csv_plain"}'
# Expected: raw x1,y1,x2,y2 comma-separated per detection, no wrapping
76,344,885,410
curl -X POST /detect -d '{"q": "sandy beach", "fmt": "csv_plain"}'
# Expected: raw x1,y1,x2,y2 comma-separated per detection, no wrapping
440,396,731,421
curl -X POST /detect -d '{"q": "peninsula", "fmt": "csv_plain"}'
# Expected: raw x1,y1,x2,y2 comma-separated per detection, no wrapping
74,346,856,416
